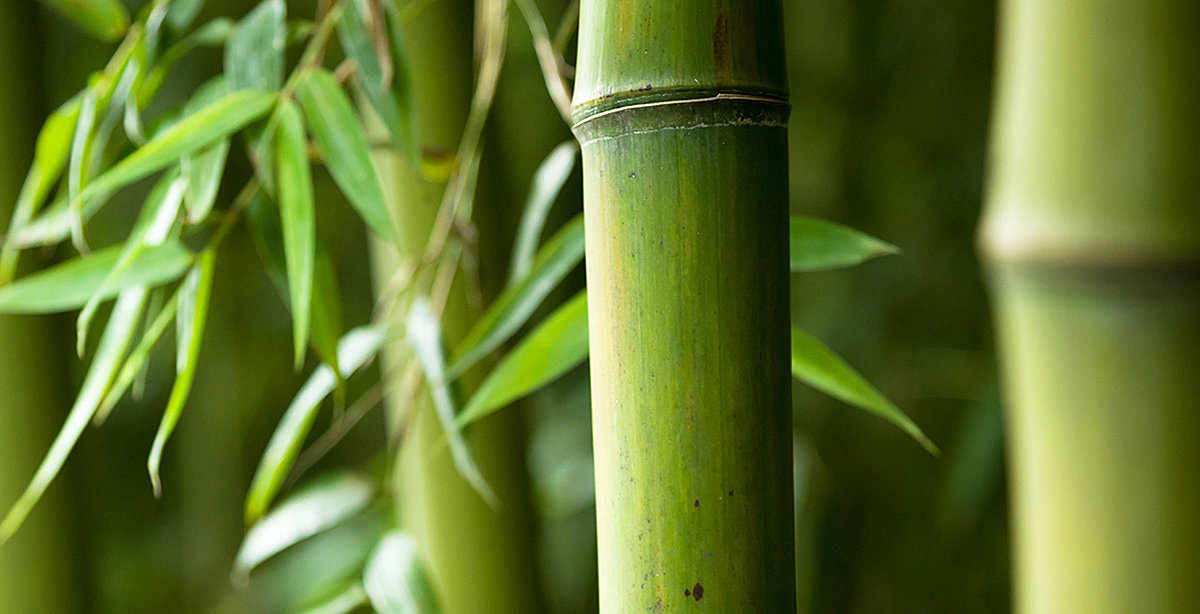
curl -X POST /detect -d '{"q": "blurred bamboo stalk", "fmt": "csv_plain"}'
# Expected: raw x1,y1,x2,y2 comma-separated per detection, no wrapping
572,0,795,609
368,0,542,610
982,2,1200,611
0,3,80,612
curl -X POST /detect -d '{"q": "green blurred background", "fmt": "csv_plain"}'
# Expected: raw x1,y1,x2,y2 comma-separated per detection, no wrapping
0,0,1005,612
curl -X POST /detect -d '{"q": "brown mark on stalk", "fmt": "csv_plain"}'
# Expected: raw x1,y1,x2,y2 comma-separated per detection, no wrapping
713,14,732,79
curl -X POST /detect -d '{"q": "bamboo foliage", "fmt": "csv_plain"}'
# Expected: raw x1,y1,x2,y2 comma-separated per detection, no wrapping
982,1,1200,611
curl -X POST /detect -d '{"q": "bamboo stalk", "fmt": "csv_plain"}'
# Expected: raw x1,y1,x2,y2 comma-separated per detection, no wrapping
0,3,79,612
368,0,541,610
981,2,1200,611
573,0,795,610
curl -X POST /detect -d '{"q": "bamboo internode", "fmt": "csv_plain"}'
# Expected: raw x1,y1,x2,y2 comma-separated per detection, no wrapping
574,0,795,609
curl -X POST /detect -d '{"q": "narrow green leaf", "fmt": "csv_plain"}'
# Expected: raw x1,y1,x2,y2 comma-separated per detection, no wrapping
40,0,129,41
448,214,585,379
234,471,376,578
225,0,286,92
67,91,98,251
362,531,442,614
296,581,369,614
182,139,230,223
0,240,193,314
336,0,408,156
148,249,218,496
459,290,588,427
407,298,497,506
80,89,276,206
0,288,146,543
77,172,185,355
509,141,578,283
293,69,395,242
167,0,206,29
275,99,316,369
0,95,83,283
790,326,938,455
790,215,899,272
95,290,181,424
245,326,385,523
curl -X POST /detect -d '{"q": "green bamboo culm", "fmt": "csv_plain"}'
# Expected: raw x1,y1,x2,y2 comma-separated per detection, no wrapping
572,0,795,610
981,2,1200,612
368,0,541,611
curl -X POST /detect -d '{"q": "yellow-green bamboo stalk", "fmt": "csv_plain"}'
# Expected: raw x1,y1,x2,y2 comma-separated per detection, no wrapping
368,0,541,611
981,2,1200,612
573,0,795,610
0,3,79,612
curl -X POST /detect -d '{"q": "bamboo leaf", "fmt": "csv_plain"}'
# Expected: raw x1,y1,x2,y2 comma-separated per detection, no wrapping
234,471,376,578
790,326,938,455
362,531,442,614
459,290,588,427
95,290,181,424
76,172,185,355
336,0,409,157
275,99,316,369
167,0,206,30
296,581,369,614
509,141,578,283
225,0,286,92
67,91,98,250
448,214,584,379
293,69,395,242
790,216,899,272
245,326,385,523
148,249,218,496
0,95,84,283
182,139,229,223
40,0,129,41
81,89,276,206
0,288,146,544
407,298,497,506
0,240,193,314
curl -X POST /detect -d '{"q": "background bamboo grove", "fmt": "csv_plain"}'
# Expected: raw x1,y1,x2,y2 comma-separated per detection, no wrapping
0,0,1191,612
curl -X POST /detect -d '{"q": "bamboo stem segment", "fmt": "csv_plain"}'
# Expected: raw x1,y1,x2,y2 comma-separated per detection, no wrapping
982,1,1200,611
574,0,794,608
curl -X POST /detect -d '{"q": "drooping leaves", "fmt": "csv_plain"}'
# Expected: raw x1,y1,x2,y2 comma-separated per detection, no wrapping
95,290,181,424
362,531,442,614
81,89,276,206
448,214,584,379
246,326,386,523
296,581,370,614
293,69,395,242
275,99,316,368
225,0,286,92
148,249,218,495
40,0,129,41
406,298,497,506
0,95,84,282
790,326,938,455
336,0,410,157
234,471,376,578
167,0,206,30
790,215,899,272
0,240,192,314
0,288,147,543
509,141,577,283
459,290,588,427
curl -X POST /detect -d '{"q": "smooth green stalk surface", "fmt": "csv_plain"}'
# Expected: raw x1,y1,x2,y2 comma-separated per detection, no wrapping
369,0,540,611
576,97,794,611
982,1,1200,611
